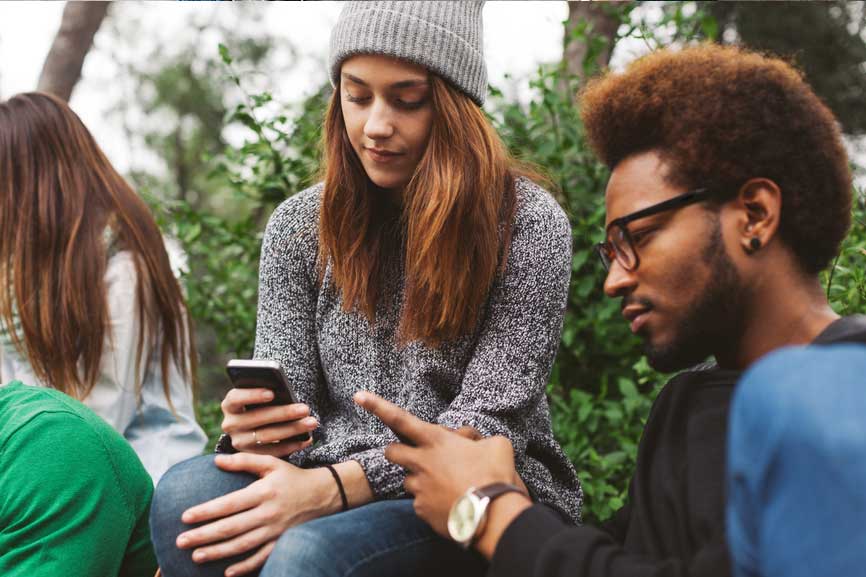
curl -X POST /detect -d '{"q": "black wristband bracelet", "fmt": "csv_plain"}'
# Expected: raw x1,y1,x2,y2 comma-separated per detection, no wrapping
324,464,349,512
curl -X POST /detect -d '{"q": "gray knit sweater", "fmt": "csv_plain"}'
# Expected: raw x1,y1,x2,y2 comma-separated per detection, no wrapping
253,178,582,522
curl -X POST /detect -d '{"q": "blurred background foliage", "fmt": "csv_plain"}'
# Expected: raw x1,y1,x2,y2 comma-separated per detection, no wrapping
86,1,865,523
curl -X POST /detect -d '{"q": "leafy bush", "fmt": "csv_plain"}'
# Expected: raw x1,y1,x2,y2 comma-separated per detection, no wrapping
149,46,328,361
824,192,866,316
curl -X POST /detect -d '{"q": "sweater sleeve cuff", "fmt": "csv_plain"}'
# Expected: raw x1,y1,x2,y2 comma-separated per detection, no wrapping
488,504,569,577
350,446,408,500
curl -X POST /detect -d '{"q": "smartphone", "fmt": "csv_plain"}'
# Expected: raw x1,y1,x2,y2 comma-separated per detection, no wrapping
225,359,312,443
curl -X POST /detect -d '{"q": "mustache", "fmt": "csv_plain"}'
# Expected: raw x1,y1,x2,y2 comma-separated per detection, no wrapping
621,296,654,312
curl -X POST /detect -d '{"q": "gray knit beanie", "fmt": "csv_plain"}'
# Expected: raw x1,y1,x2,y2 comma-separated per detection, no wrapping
329,1,487,106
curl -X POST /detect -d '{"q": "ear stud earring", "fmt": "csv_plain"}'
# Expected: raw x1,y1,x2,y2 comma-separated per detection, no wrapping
746,237,761,254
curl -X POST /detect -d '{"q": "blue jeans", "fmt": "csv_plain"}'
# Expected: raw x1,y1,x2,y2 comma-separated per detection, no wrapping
150,455,486,577
726,344,866,577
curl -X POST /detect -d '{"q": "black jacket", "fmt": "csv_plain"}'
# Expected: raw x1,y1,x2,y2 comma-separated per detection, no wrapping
489,315,866,577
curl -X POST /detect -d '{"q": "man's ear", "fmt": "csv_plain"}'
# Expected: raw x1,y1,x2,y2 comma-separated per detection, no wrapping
732,178,782,255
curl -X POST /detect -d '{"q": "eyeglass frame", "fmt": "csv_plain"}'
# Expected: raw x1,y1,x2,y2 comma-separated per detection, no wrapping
595,188,718,272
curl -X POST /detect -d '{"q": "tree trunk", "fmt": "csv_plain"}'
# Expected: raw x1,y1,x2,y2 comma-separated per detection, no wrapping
563,1,625,83
37,1,110,101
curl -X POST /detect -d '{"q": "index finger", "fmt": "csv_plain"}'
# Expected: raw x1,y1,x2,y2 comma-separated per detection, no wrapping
221,387,274,415
353,391,437,446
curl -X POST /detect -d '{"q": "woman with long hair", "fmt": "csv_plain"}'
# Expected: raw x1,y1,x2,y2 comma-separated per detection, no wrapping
151,3,581,576
0,92,207,482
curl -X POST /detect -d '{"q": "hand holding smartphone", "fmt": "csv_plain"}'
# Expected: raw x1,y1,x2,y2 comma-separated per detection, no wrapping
226,359,313,444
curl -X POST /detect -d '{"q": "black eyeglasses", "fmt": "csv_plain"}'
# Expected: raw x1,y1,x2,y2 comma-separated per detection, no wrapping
595,188,717,272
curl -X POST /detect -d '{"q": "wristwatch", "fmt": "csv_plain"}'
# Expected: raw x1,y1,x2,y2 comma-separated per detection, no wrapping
447,483,526,548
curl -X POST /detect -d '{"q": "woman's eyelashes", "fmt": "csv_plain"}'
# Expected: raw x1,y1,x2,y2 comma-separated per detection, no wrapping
344,91,427,110
394,98,427,110
345,91,370,104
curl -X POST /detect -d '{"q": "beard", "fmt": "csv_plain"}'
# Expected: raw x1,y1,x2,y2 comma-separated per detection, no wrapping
643,219,749,373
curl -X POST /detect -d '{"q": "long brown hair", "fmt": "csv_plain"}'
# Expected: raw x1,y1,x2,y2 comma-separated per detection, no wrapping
319,75,545,346
0,92,196,405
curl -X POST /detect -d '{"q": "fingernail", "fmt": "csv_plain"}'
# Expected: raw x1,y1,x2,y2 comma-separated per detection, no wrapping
177,535,189,547
302,417,317,427
354,391,368,403
193,550,206,562
263,391,274,400
226,570,236,577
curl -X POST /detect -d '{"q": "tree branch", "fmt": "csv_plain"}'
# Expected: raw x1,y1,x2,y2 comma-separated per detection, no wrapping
37,1,110,101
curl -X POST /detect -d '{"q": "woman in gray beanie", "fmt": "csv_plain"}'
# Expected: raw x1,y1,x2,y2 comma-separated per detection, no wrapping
150,3,581,576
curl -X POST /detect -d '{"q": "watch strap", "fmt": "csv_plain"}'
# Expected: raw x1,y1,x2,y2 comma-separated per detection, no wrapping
473,482,526,502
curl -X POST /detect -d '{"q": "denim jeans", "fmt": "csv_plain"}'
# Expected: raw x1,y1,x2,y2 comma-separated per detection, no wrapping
726,344,866,577
150,455,486,577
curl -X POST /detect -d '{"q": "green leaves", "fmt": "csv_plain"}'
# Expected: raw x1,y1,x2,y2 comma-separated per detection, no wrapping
824,192,866,316
218,43,233,66
618,378,639,400
169,202,264,357
548,361,664,524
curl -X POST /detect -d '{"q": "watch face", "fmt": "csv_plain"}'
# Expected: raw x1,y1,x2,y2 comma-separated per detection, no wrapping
447,494,479,544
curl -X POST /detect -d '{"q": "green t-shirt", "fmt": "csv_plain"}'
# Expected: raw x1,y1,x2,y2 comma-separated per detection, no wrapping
0,382,157,577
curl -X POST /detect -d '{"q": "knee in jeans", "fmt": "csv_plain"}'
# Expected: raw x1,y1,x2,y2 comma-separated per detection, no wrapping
263,526,342,577
152,455,218,520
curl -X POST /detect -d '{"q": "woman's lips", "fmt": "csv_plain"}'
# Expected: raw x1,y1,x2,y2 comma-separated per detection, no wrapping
366,148,403,164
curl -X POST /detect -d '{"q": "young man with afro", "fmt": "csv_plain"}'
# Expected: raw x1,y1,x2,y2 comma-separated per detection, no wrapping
354,44,866,577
